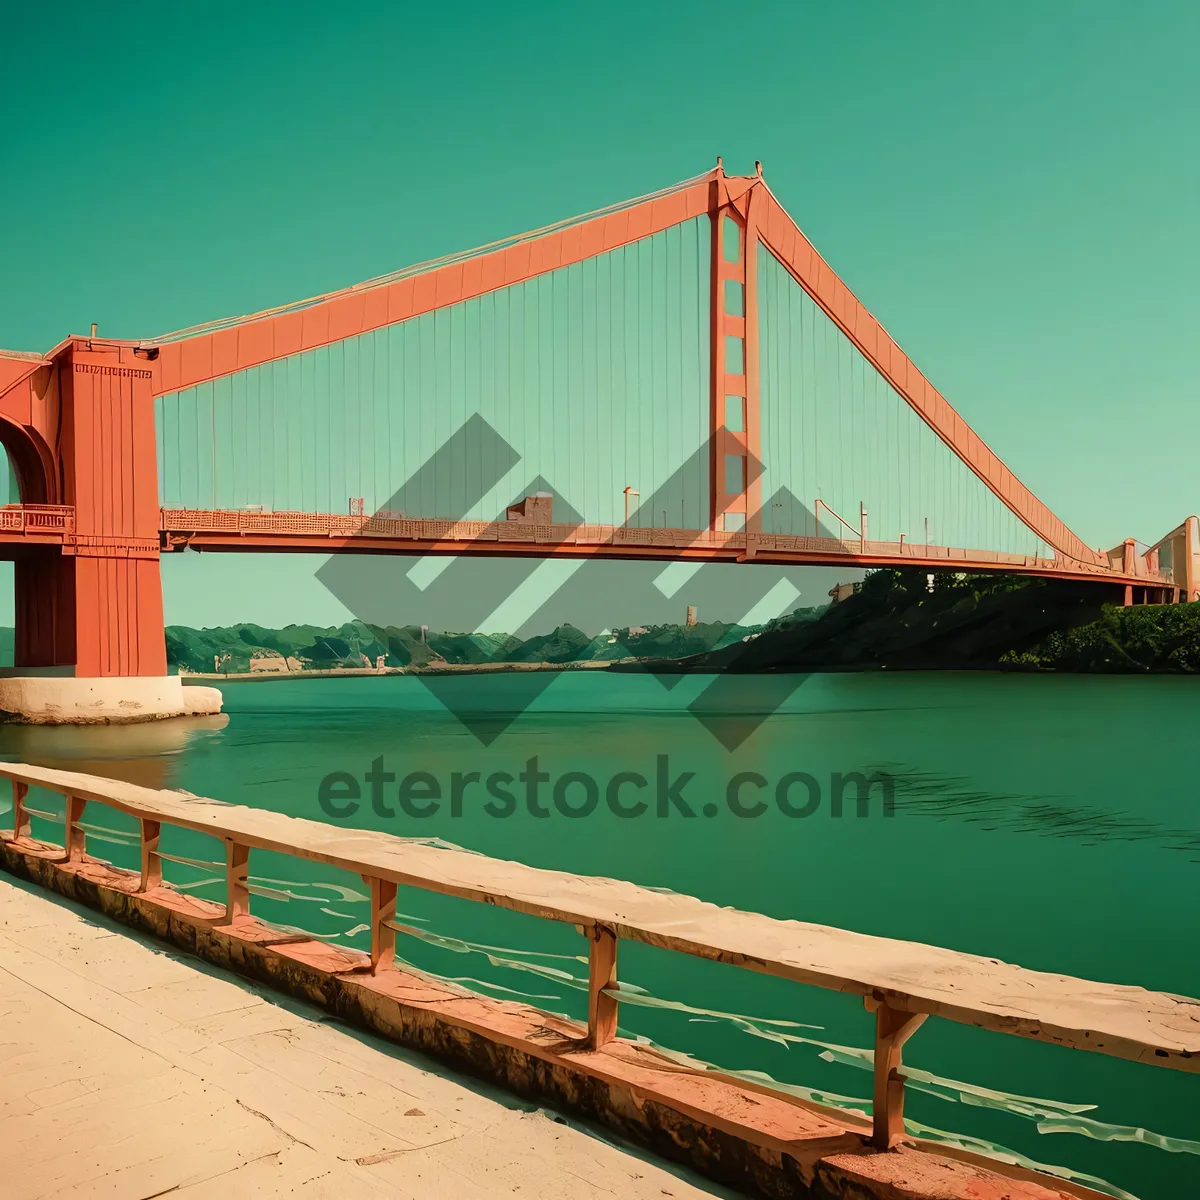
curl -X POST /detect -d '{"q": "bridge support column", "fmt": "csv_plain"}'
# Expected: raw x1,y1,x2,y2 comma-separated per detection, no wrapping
0,340,216,722
1184,516,1200,603
14,552,76,668
22,339,168,678
14,550,166,677
709,162,763,538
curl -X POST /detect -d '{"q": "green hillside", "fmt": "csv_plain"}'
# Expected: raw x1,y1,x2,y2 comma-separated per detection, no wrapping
632,569,1200,675
1,573,1194,676
158,614,768,674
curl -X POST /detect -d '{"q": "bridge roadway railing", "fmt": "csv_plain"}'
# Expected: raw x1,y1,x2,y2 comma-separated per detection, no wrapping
0,500,1165,585
2,761,1196,1170
0,504,75,535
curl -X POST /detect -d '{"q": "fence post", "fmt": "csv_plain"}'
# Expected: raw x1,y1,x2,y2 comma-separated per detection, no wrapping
587,925,619,1049
64,795,87,862
224,840,250,923
870,1000,927,1149
10,781,28,841
139,820,162,892
369,877,397,974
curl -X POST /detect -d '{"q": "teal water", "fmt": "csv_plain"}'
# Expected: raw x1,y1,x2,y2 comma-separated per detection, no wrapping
3,671,1197,1199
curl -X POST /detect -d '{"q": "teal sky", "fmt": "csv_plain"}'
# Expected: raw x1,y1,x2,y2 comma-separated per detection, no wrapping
2,2,1197,628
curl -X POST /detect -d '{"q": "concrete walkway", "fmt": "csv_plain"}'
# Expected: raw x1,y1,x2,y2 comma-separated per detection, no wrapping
0,876,728,1199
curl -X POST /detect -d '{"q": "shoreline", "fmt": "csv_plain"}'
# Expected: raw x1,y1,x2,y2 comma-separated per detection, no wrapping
181,658,627,684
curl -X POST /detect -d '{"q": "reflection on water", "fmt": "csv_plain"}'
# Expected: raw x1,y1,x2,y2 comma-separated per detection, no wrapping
881,767,1200,861
0,714,229,790
1,672,1198,1200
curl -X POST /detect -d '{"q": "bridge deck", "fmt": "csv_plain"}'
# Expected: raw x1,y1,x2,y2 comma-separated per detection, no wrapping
159,508,1157,586
0,503,1169,588
0,876,722,1200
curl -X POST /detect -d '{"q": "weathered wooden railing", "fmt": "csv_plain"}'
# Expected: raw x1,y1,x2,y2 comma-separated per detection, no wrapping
3,761,1197,1156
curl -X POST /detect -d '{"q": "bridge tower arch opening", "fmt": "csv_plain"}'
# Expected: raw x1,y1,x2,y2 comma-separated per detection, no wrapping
0,440,18,667
0,414,61,671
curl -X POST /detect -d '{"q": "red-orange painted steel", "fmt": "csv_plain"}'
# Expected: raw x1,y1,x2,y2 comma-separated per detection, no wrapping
743,175,763,535
754,185,1103,568
149,182,715,398
0,342,166,676
709,168,760,533
158,509,1160,588
0,169,1188,678
0,358,61,507
146,168,1103,570
0,351,49,400
63,342,167,677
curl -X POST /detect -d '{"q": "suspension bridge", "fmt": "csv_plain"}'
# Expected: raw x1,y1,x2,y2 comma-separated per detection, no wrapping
0,162,1193,681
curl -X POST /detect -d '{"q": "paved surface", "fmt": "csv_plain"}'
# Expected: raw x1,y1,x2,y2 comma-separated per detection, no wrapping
0,876,728,1199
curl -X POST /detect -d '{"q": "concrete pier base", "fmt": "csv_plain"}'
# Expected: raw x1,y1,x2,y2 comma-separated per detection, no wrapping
0,676,223,724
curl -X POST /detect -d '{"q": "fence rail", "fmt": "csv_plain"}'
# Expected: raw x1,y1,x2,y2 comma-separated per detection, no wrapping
2,761,1196,1156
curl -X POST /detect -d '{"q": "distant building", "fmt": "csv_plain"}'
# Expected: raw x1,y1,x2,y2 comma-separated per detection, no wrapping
828,582,856,605
249,654,301,673
507,493,554,523
627,625,649,637
685,605,698,626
